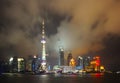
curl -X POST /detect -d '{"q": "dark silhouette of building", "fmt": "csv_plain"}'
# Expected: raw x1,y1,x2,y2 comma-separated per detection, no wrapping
11,56,18,72
84,56,91,67
67,52,72,66
59,47,64,66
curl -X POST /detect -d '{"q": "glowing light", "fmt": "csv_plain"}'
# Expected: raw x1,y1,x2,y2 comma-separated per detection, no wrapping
34,55,37,58
41,61,47,70
41,40,46,43
41,19,47,71
96,60,100,66
41,62,46,66
95,73,101,78
17,58,24,72
59,46,64,51
90,61,96,64
9,57,13,62
17,58,24,61
88,56,90,59
100,66,105,70
78,56,83,59
96,56,100,59
70,58,76,66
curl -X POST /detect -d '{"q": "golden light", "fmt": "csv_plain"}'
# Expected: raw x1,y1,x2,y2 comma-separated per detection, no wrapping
17,58,24,61
100,66,105,70
69,58,76,66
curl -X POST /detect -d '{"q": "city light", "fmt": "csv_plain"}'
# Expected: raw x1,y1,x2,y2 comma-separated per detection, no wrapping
78,56,83,59
41,39,46,43
34,55,37,58
41,62,46,66
17,58,24,72
18,58,24,61
9,57,13,62
70,58,76,66
100,66,104,70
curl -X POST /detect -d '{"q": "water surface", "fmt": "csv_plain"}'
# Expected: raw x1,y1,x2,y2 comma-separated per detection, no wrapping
0,73,120,83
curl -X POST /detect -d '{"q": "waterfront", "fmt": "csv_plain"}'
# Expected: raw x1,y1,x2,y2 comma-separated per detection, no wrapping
0,73,120,83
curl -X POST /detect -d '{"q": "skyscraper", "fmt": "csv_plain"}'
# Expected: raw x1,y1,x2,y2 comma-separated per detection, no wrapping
59,47,64,66
84,56,91,67
76,56,84,70
67,52,72,66
77,56,83,66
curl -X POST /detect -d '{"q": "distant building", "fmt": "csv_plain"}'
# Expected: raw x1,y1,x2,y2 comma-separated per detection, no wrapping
59,47,64,66
84,56,91,66
69,58,76,67
76,56,83,70
32,56,40,72
17,58,25,72
9,56,25,72
26,55,33,72
67,52,72,66
62,66,74,73
77,56,83,66
75,56,104,72
89,56,101,72
26,55,42,72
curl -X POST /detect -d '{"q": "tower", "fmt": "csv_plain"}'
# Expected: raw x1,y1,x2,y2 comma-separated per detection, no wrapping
59,47,64,66
41,20,47,70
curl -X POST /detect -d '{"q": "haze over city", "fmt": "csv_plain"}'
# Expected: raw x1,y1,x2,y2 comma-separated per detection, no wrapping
0,0,120,70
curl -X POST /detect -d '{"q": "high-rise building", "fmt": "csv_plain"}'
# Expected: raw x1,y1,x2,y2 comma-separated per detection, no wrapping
41,20,47,70
9,56,25,72
77,56,83,66
59,47,64,66
84,56,91,67
69,58,76,67
90,56,101,72
26,55,33,72
76,56,83,70
67,52,72,66
17,58,25,72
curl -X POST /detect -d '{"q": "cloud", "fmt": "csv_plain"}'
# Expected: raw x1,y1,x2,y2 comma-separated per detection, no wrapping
0,0,120,61
47,0,120,57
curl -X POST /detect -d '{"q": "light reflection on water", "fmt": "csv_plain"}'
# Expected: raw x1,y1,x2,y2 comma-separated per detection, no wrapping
0,73,120,83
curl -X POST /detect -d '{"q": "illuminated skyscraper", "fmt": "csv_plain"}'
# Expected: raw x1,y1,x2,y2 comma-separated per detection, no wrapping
76,56,83,70
41,20,47,70
90,56,100,72
77,56,83,66
69,58,76,67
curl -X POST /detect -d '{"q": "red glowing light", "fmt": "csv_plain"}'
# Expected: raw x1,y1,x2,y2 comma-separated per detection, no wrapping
96,59,100,66
95,73,101,77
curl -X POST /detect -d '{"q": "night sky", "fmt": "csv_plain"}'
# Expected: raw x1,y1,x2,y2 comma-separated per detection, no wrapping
0,0,120,70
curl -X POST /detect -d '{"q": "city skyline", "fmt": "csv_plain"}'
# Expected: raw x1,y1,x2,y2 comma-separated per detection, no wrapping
0,0,120,70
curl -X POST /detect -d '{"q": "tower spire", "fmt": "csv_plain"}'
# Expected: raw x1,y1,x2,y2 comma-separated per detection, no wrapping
42,19,45,40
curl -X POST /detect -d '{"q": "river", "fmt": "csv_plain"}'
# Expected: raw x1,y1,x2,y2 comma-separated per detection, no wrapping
0,73,120,83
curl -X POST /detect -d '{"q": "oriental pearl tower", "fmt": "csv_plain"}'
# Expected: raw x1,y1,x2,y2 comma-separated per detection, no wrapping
41,19,47,70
